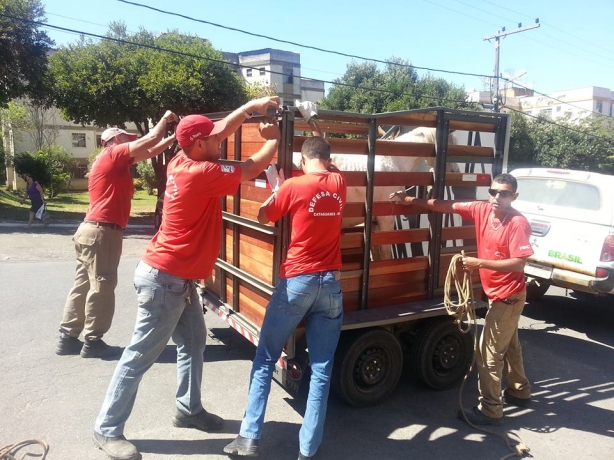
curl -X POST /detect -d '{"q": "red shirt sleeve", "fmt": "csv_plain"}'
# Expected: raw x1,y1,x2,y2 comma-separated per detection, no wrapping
264,180,294,223
508,218,534,258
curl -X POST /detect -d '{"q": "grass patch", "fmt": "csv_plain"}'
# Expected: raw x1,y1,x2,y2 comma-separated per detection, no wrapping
0,188,157,225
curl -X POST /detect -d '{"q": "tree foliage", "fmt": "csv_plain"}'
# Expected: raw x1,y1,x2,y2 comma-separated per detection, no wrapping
49,24,248,131
12,145,76,197
320,58,471,113
0,0,54,107
508,111,614,174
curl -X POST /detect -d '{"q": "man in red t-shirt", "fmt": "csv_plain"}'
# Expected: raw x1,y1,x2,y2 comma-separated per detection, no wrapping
57,110,178,359
391,173,534,426
224,136,347,459
92,97,281,460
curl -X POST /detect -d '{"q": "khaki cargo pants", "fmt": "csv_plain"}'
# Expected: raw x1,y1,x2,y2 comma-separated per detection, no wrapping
59,222,123,341
477,291,531,418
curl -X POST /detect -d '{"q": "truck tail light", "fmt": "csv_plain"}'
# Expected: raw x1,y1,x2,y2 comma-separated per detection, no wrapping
597,235,614,278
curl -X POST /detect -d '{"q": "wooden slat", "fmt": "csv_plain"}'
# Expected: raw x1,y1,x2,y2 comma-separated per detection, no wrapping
342,171,434,187
369,257,429,275
294,120,369,136
448,144,494,158
441,225,476,241
377,112,438,127
445,172,492,187
372,228,430,245
449,120,498,133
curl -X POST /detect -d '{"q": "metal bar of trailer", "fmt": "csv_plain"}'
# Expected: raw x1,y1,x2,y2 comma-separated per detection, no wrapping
215,259,275,297
219,137,230,305
232,127,242,312
427,111,449,298
360,119,378,310
221,212,277,236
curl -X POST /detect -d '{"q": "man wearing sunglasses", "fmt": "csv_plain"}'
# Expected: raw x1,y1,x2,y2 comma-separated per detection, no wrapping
390,173,533,426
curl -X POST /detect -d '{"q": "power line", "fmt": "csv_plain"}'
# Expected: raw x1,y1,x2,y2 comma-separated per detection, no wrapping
452,0,614,63
116,0,496,81
3,12,612,142
115,0,613,120
506,106,614,144
478,0,614,57
0,12,471,107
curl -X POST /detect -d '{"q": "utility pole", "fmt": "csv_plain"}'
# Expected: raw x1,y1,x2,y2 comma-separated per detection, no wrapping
484,20,540,112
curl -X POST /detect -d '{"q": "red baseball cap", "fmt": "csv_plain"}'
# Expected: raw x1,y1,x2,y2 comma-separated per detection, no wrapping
176,115,227,148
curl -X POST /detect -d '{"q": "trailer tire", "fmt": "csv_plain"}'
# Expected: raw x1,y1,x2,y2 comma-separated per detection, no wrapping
332,328,403,407
410,318,474,390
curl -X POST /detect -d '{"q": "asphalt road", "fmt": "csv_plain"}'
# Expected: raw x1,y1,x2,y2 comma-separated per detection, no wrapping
1,224,613,460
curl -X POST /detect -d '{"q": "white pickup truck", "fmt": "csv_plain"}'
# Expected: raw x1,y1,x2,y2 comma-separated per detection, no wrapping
510,168,614,299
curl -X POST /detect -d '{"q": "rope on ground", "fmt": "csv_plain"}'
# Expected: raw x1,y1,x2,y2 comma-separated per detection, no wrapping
0,440,48,460
444,252,530,460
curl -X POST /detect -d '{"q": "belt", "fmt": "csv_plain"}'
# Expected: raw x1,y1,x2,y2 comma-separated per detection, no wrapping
84,220,123,231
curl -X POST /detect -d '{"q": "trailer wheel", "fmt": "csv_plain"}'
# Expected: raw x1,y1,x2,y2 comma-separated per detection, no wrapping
332,328,403,407
410,318,474,390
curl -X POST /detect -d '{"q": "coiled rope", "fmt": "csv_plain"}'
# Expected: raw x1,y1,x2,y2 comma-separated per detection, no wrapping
0,440,48,460
444,252,530,460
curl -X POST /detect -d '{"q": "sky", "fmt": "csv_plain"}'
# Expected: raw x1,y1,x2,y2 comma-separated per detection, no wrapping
36,0,614,99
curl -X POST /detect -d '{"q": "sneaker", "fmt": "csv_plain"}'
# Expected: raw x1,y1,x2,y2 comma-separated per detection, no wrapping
172,408,224,432
298,453,314,460
457,406,503,426
223,435,259,457
80,339,122,359
92,431,140,460
503,389,532,408
56,332,83,355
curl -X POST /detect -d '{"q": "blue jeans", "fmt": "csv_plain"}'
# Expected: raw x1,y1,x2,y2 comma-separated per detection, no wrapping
240,271,343,458
95,261,207,437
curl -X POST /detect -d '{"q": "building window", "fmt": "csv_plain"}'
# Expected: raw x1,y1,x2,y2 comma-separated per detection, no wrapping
596,101,603,113
539,108,552,118
259,67,266,76
246,69,252,77
72,133,86,148
72,161,89,179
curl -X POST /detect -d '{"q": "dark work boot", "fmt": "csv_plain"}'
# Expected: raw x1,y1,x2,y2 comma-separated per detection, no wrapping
172,408,224,432
503,389,532,408
56,331,83,355
223,435,259,457
80,339,122,359
92,431,140,460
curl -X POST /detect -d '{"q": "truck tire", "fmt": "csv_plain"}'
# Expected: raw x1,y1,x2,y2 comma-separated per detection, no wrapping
332,328,403,407
409,318,474,390
526,278,550,300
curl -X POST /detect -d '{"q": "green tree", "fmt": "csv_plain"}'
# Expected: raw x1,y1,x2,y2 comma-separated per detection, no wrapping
12,145,76,197
320,58,470,114
0,0,54,107
508,112,614,174
136,161,156,195
49,23,248,198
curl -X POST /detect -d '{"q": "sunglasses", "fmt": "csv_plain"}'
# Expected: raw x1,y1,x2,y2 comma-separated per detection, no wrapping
488,188,514,198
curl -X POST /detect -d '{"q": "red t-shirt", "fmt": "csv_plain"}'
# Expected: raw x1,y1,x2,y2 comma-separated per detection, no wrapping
264,168,346,278
143,152,242,279
85,144,134,228
453,201,534,301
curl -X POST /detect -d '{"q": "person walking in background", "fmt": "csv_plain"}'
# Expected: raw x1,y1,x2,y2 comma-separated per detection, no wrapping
21,173,45,229
390,173,534,426
224,134,347,460
56,111,178,359
92,97,281,460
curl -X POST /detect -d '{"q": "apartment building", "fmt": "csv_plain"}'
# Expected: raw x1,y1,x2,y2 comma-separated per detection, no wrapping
519,86,614,121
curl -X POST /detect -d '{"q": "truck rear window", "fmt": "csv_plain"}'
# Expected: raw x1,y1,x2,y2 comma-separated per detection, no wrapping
516,178,601,210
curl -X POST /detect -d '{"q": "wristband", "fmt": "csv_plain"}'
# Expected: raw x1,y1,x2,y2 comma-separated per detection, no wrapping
241,106,251,119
